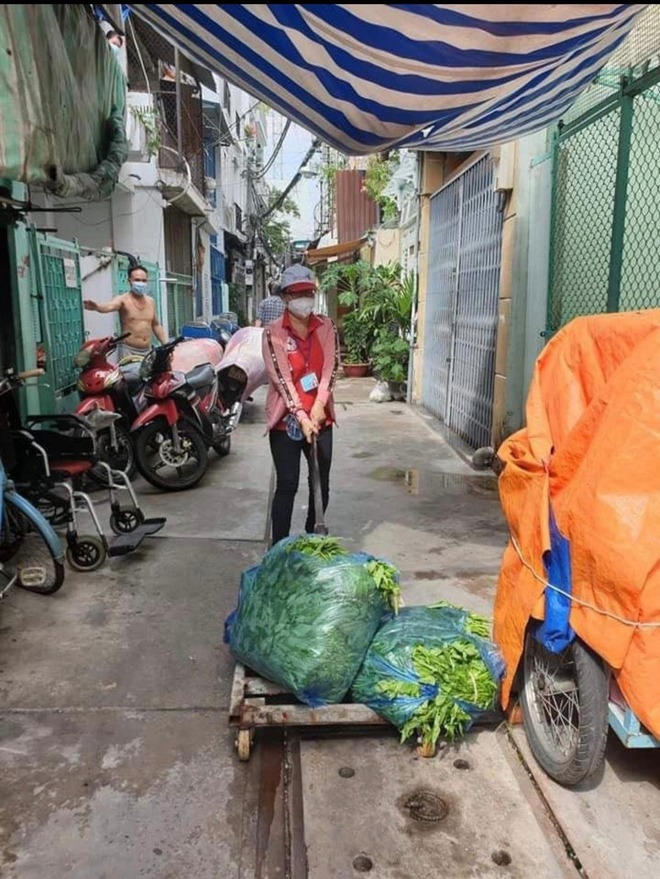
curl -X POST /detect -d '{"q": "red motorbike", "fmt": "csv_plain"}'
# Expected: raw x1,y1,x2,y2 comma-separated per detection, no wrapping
131,337,245,491
74,332,144,480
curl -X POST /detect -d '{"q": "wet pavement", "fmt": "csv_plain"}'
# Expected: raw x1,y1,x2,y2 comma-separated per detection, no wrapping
1,378,659,877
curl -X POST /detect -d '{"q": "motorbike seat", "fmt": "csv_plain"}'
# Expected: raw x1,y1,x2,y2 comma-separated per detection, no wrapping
185,364,215,390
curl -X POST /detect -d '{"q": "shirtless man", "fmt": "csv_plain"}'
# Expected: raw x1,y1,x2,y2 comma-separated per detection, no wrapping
83,265,167,361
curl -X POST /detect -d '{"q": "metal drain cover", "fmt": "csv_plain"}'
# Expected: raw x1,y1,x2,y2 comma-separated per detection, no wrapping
402,789,449,823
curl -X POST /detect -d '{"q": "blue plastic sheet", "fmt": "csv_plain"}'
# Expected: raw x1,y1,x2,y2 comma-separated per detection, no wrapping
536,509,575,653
351,605,505,736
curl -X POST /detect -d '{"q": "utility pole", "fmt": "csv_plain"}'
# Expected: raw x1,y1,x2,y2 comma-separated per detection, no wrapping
174,47,183,158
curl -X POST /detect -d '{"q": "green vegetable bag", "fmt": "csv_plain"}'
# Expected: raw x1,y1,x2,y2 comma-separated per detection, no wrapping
351,604,505,749
225,536,401,706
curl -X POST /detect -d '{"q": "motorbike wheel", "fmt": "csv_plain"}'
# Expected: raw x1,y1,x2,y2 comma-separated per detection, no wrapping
0,503,65,595
135,421,208,492
89,423,136,484
520,630,609,787
213,435,231,457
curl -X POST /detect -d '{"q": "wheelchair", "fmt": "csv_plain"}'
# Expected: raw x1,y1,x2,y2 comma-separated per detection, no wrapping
8,413,165,572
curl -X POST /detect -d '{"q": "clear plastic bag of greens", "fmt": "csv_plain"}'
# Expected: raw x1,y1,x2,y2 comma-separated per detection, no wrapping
351,603,504,749
225,536,401,706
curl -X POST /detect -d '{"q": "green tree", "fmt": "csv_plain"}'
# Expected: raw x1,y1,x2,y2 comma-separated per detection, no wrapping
363,152,400,222
262,186,301,260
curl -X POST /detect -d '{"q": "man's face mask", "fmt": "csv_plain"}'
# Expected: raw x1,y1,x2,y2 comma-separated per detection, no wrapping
110,43,121,54
130,281,147,296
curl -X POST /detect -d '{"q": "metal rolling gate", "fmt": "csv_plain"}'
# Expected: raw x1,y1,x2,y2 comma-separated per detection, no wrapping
421,155,503,449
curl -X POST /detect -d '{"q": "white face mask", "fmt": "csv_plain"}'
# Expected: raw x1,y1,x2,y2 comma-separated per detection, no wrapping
287,297,315,319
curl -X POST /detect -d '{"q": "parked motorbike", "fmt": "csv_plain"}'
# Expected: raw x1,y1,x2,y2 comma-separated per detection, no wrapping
131,337,243,491
217,327,268,404
74,331,144,480
181,320,234,349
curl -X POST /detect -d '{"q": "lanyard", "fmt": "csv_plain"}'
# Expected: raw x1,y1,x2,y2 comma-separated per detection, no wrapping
265,323,340,415
295,333,313,369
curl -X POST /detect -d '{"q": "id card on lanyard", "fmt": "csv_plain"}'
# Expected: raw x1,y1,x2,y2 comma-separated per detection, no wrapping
300,372,319,392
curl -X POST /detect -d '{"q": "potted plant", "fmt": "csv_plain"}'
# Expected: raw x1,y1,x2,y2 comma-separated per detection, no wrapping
318,260,416,381
341,309,371,377
370,327,410,398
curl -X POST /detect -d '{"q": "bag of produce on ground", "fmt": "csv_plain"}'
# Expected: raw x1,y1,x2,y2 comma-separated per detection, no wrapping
224,535,401,706
351,603,505,750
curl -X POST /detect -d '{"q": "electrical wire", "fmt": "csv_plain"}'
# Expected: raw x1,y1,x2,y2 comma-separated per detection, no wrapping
206,99,264,149
252,119,292,180
510,534,660,629
258,138,321,222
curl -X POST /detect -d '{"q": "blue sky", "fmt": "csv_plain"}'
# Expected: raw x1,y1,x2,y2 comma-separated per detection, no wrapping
264,116,320,241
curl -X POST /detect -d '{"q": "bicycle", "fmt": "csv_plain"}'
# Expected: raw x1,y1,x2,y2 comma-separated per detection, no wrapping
0,369,65,596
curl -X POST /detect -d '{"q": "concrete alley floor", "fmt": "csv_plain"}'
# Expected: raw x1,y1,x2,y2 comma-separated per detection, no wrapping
1,378,659,878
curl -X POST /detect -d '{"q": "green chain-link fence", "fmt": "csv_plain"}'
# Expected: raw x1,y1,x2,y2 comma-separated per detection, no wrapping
547,9,660,335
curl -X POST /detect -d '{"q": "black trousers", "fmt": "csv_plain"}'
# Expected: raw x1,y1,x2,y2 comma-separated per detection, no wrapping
269,426,333,545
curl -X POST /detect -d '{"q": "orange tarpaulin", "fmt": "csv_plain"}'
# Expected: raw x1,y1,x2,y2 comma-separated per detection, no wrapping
494,310,660,738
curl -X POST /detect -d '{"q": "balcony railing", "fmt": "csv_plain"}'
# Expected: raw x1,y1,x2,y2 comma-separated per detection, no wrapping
157,85,205,197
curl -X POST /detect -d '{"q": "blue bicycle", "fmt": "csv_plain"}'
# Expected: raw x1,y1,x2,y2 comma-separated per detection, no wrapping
0,370,65,597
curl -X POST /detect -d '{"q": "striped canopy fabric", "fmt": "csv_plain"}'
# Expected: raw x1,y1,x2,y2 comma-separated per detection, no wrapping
133,4,644,154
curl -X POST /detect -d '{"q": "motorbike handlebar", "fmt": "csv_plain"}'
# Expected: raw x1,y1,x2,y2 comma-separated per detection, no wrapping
115,332,132,343
158,336,185,352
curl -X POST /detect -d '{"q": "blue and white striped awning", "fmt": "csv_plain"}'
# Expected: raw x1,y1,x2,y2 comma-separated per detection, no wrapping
133,4,644,154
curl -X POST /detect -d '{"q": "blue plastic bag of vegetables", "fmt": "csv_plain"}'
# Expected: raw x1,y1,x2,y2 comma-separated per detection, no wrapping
351,603,504,750
225,536,401,706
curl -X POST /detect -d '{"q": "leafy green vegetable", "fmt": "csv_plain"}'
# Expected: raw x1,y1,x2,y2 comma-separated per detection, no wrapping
287,536,348,561
366,559,401,612
227,536,397,705
351,605,504,748
429,600,492,639
401,642,498,746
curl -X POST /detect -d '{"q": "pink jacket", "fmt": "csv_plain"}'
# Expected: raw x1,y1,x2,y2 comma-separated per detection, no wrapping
262,314,339,432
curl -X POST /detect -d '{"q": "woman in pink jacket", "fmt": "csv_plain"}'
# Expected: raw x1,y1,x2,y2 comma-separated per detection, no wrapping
262,264,339,545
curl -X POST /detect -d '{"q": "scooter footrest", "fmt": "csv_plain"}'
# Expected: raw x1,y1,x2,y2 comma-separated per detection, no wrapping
140,518,166,536
108,532,145,557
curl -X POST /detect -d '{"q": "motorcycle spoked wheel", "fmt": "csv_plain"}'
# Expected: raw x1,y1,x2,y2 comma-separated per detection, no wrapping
520,630,609,787
88,423,136,484
135,421,208,492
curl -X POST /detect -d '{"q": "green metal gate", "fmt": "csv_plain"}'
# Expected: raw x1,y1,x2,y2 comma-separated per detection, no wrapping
166,271,194,337
547,65,660,335
29,231,85,412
